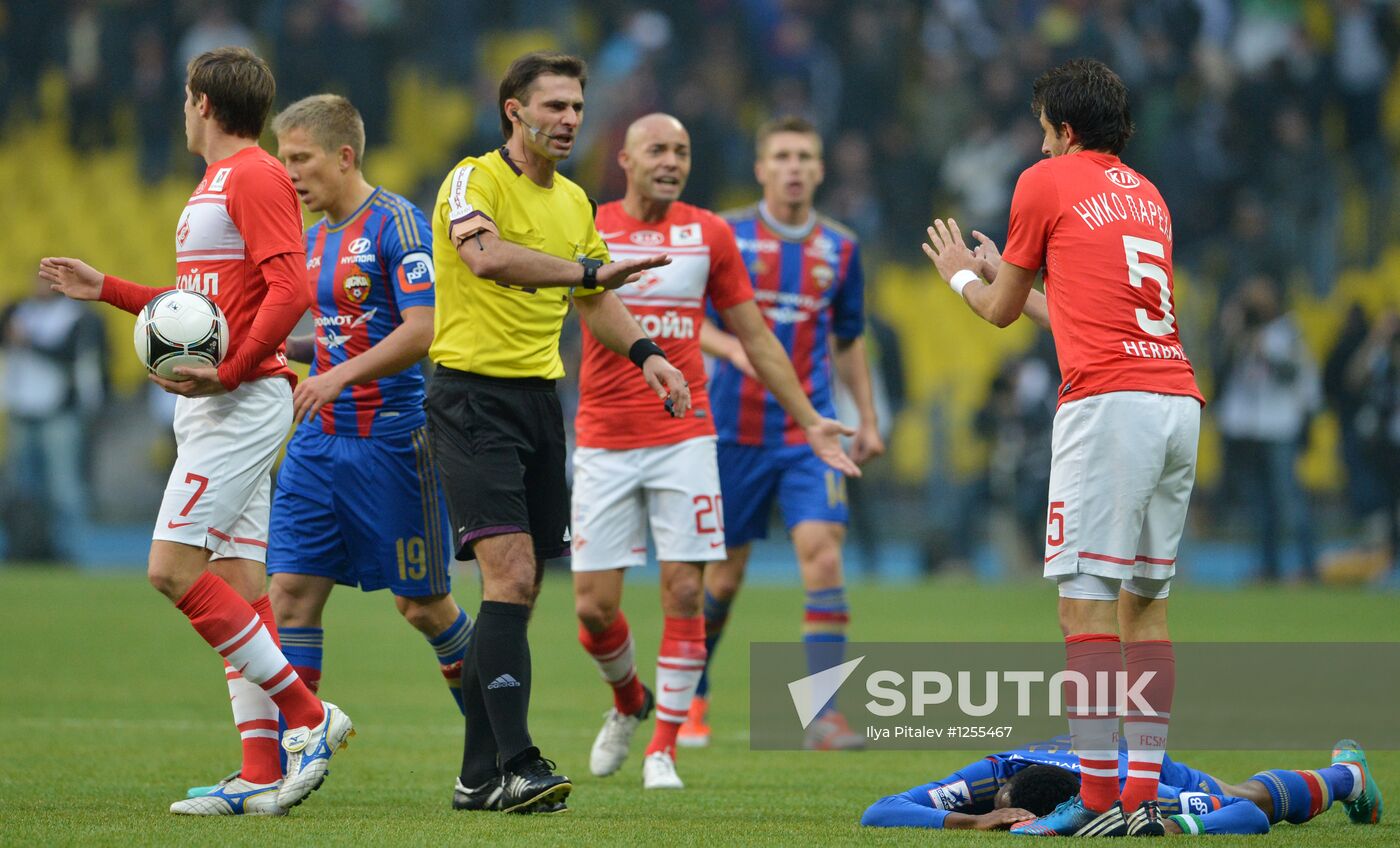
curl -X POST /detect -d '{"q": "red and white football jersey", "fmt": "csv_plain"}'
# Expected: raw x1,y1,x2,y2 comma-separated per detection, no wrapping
176,146,304,384
1001,150,1203,406
576,201,753,449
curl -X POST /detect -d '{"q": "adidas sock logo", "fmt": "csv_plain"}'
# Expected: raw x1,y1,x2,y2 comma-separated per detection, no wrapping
487,674,521,689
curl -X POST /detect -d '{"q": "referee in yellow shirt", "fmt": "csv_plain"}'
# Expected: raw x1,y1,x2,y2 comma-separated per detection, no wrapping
428,51,690,815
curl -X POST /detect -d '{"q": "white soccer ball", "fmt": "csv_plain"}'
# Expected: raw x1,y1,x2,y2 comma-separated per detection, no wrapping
133,289,229,380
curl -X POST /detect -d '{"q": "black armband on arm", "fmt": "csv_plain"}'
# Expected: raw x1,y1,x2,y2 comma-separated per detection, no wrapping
628,337,667,369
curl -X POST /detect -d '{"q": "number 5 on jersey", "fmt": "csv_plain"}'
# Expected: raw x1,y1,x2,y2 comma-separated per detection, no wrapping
1123,235,1174,337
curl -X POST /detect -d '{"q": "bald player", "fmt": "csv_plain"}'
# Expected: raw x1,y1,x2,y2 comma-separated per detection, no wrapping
572,114,857,790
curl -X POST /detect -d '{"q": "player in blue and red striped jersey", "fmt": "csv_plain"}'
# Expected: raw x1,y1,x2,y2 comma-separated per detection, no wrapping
689,116,884,750
186,96,468,801
268,95,467,709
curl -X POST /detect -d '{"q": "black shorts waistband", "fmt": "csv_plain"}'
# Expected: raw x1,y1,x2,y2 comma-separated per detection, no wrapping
432,366,555,392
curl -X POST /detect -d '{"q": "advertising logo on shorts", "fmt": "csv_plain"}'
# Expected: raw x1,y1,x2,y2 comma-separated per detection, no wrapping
344,272,371,304
1105,167,1141,189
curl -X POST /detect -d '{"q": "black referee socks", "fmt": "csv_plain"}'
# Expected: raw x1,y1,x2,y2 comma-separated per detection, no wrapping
475,600,535,766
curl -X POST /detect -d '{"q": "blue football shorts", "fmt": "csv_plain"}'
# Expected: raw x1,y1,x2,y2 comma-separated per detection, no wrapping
716,442,849,548
267,426,452,597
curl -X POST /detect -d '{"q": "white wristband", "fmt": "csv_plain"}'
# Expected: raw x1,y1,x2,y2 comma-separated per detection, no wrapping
949,268,979,297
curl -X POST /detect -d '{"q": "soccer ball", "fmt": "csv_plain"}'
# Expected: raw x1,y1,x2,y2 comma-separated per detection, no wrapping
133,289,228,380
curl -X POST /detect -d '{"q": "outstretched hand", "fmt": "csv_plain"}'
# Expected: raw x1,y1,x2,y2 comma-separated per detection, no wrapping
597,254,672,290
804,417,861,478
38,257,104,301
921,219,977,283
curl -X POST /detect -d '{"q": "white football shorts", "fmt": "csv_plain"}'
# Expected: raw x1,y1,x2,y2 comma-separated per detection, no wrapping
152,377,292,563
571,436,726,572
1042,390,1200,589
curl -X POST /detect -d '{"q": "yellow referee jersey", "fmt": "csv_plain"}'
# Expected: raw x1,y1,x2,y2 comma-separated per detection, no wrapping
429,146,609,379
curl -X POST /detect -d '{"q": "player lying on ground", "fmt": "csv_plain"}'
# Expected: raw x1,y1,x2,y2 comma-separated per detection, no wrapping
572,113,858,791
185,94,472,802
861,737,1383,835
687,115,884,751
40,48,352,816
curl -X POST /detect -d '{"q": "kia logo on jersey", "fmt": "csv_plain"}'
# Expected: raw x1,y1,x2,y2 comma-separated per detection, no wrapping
1105,167,1141,189
344,272,371,304
348,237,373,255
630,230,665,247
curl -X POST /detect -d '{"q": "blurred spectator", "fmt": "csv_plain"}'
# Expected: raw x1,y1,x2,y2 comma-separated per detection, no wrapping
176,2,255,71
824,132,883,248
952,339,1056,573
1214,275,1321,582
66,1,117,151
835,315,904,577
1,274,108,562
1263,103,1338,294
1341,309,1400,568
1333,0,1396,267
1324,304,1389,530
132,23,174,183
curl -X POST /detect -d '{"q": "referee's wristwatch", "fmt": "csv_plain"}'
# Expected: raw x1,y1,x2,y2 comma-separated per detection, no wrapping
578,257,603,289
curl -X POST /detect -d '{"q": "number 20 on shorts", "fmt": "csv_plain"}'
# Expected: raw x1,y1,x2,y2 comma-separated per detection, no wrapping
693,494,724,534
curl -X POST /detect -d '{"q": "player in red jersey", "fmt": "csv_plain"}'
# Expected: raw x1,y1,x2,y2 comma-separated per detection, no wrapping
39,48,352,816
572,113,858,789
922,58,1203,838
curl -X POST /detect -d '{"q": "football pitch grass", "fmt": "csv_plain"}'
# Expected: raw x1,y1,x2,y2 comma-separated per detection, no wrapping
1,567,1395,847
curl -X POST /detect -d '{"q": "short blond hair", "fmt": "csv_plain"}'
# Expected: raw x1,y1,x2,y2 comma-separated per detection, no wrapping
272,94,366,166
755,115,822,159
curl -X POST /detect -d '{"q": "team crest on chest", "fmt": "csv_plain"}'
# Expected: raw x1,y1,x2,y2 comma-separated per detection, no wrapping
344,272,371,304
811,264,834,288
176,212,192,248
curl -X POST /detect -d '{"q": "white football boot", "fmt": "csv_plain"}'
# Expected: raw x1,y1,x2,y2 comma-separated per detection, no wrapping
589,687,653,777
642,750,684,790
277,701,355,809
170,777,285,816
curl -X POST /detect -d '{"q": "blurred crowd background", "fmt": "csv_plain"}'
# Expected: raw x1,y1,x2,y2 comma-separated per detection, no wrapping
1,0,1397,585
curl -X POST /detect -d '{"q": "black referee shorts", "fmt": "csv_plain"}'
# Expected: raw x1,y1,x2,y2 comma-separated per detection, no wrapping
426,367,571,561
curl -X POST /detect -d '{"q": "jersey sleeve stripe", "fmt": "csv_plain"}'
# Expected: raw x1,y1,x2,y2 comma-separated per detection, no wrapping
384,198,426,251
387,199,417,252
373,197,410,254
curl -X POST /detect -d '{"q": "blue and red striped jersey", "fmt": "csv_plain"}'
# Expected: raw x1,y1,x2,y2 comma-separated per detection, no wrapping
709,203,865,446
303,187,435,438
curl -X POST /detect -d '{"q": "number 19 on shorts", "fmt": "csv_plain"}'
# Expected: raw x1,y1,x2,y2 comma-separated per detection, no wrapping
397,536,427,580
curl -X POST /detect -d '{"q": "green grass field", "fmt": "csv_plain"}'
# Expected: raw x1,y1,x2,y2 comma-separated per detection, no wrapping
1,567,1395,846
